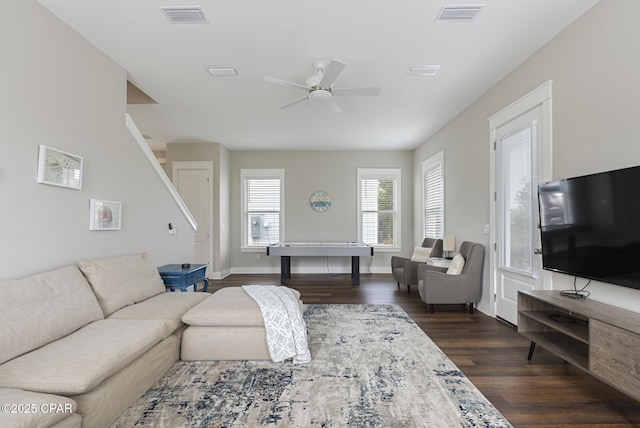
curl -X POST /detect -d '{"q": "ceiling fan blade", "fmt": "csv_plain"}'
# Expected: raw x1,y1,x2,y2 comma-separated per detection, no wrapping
332,87,381,96
326,97,342,113
264,76,310,92
277,95,310,110
319,60,346,88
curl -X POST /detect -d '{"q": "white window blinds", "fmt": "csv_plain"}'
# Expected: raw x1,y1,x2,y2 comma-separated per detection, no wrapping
358,168,401,248
423,153,444,239
241,169,284,248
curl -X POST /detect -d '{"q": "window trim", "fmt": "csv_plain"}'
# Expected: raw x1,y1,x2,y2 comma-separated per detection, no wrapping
357,168,401,252
240,168,285,252
422,151,445,240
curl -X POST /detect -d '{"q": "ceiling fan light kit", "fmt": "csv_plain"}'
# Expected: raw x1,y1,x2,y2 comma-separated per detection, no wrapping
264,59,380,113
309,90,332,102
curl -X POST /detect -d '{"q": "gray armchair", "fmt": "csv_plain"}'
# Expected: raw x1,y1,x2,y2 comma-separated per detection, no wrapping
417,241,485,314
391,238,443,293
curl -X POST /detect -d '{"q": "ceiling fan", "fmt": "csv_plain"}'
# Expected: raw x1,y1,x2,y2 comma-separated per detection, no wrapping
264,59,380,113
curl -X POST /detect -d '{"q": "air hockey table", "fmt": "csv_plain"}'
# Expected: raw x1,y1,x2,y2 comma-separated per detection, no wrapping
266,242,374,286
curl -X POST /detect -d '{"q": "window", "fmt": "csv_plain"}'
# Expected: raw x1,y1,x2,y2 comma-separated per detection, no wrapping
241,169,284,250
422,152,444,239
357,168,401,249
497,115,537,275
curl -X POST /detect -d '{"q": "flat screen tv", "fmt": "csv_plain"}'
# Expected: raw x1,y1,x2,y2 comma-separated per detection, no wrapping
538,165,640,291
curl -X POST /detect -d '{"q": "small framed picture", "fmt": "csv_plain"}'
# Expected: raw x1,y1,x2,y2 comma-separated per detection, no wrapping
37,145,83,189
89,199,122,231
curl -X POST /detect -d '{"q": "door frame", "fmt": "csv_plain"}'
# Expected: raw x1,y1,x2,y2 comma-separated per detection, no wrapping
488,81,554,320
172,161,214,277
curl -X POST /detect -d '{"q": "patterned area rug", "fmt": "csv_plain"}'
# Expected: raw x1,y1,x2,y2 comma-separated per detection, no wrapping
113,304,512,427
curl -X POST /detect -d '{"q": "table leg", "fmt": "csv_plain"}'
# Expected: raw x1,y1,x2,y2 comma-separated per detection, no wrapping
527,341,536,361
352,256,360,285
280,256,289,286
202,278,209,292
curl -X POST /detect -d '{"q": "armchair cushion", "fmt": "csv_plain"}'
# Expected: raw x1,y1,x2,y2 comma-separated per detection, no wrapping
446,254,465,275
410,246,432,262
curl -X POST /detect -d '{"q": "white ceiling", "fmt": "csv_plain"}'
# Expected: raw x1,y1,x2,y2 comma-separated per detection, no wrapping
39,0,599,152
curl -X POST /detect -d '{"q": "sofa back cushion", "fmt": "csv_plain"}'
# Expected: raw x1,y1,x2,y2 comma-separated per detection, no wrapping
79,252,166,316
0,265,104,365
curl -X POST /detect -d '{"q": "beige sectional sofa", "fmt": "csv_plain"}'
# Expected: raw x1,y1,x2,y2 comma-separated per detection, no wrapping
0,253,209,428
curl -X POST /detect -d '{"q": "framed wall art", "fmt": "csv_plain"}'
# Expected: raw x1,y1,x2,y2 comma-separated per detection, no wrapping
37,145,83,189
89,199,122,231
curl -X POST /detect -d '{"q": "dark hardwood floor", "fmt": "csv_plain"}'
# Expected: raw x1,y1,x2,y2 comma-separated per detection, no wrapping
209,273,640,427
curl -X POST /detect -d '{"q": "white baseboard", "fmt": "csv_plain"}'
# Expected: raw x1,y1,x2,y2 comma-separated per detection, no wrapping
368,266,392,274
226,266,391,276
230,267,281,275
207,268,232,280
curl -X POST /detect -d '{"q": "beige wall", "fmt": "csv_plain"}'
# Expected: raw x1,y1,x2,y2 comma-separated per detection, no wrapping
414,0,640,314
8,0,640,319
229,150,413,274
166,142,231,278
0,0,195,281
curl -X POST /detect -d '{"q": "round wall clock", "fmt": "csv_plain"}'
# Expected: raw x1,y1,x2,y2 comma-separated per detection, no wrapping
309,191,332,212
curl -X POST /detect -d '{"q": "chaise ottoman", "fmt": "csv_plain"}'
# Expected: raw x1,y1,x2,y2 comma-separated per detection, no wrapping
180,286,303,361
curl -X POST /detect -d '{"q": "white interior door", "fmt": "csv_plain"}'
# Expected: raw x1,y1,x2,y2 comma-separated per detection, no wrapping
489,82,552,325
172,162,213,276
495,109,542,324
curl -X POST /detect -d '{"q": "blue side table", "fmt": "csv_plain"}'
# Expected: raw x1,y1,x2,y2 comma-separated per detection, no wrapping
157,264,209,292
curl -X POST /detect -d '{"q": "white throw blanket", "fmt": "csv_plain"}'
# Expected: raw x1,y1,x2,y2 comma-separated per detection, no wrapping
242,285,311,364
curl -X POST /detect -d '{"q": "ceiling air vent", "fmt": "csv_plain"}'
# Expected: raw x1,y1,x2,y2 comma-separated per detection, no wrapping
205,66,238,77
408,65,440,76
160,7,208,24
436,5,484,22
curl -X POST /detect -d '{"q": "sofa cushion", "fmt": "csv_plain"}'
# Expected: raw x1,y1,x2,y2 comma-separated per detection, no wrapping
0,265,104,365
108,291,209,328
0,388,77,428
79,252,166,316
183,286,302,327
0,319,175,395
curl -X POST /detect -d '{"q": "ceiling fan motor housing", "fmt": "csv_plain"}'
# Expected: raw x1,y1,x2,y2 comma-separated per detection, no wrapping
306,75,323,88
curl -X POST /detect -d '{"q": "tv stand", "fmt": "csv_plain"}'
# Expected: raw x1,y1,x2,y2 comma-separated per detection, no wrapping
518,290,640,402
